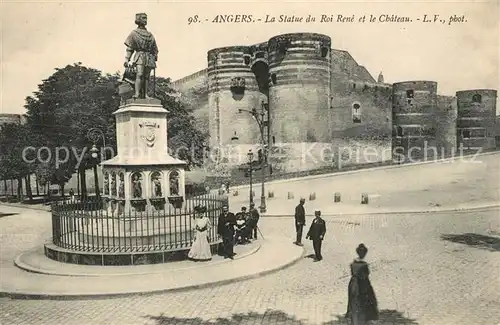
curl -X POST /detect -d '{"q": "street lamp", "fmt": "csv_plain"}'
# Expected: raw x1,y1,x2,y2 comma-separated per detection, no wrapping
87,128,107,199
236,100,270,213
247,149,254,205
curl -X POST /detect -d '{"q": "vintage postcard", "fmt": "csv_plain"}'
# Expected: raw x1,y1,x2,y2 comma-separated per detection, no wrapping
0,0,499,324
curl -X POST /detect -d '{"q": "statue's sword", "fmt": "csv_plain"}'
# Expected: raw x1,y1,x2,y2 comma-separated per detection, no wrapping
153,68,156,98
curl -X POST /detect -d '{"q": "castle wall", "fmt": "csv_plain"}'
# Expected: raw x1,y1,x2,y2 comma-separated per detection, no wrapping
456,89,497,151
330,49,376,84
330,81,392,140
268,33,331,143
207,46,262,148
392,81,443,162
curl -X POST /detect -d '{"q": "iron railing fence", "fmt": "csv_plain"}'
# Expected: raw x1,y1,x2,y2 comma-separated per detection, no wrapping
50,193,227,253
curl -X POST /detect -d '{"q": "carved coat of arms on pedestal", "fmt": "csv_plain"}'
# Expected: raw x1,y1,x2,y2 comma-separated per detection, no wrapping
139,121,160,147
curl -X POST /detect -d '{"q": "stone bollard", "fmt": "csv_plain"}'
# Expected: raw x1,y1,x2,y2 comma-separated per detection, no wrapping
268,191,274,198
334,192,341,203
361,193,369,204
233,190,239,196
309,192,316,201
287,192,294,199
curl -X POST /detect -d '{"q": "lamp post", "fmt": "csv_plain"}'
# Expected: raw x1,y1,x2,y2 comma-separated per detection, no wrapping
87,128,106,199
247,149,254,205
236,100,270,213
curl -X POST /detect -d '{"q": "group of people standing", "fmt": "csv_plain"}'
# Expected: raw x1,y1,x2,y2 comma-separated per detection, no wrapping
294,198,379,325
188,203,260,261
217,203,260,259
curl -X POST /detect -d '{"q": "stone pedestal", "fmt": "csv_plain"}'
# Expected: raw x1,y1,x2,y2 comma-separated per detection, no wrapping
100,99,187,214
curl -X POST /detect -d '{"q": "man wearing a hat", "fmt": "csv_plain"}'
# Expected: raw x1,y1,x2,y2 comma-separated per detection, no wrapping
294,198,306,246
248,202,260,239
306,209,326,262
217,205,236,259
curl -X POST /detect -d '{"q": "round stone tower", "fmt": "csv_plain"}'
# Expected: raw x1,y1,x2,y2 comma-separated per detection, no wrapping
207,46,262,149
456,89,497,152
392,81,440,162
268,33,331,143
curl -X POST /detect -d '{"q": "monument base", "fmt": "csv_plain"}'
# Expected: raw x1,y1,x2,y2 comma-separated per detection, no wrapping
44,242,221,266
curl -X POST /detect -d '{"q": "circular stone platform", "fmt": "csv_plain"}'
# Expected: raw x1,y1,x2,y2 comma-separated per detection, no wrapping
16,241,260,277
2,236,303,299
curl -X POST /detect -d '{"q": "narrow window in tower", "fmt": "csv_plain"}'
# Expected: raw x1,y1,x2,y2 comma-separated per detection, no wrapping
396,126,403,137
406,89,414,106
472,94,482,103
352,103,362,123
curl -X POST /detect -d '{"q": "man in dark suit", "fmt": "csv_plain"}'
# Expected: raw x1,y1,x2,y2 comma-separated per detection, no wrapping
248,202,260,239
217,205,236,259
306,209,326,262
294,198,306,246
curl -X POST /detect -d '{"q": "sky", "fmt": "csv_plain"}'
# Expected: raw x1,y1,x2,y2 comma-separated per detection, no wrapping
1,0,499,115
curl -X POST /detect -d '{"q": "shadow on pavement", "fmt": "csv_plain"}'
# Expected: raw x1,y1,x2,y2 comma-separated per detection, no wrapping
145,309,418,325
0,213,18,219
325,309,418,324
441,233,500,252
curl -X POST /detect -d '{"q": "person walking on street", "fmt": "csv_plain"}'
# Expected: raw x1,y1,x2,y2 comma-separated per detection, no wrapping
306,209,326,262
345,244,379,325
248,202,260,239
217,205,236,259
294,198,306,246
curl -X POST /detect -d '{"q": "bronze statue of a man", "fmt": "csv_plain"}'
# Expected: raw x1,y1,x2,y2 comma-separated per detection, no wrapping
124,13,159,99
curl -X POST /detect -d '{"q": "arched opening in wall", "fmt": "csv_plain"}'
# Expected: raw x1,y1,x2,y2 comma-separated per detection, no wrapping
243,54,251,66
251,60,270,94
396,126,403,137
472,94,482,103
271,73,277,85
131,172,143,199
169,170,180,196
352,103,362,123
462,129,471,139
320,46,329,58
406,89,414,105
151,171,163,198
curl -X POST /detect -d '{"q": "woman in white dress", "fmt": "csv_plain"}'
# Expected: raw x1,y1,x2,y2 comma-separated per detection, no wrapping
188,206,212,261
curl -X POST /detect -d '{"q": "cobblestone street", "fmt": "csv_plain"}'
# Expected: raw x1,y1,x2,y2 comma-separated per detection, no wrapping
1,207,499,325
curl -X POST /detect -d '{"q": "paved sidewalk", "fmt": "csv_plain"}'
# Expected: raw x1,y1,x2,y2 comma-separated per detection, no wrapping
1,235,303,298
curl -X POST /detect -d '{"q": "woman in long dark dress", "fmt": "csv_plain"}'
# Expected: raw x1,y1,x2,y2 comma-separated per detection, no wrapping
345,244,379,325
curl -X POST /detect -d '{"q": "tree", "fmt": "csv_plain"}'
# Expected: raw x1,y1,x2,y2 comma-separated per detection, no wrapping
23,63,120,198
21,63,207,201
0,123,36,201
151,77,209,168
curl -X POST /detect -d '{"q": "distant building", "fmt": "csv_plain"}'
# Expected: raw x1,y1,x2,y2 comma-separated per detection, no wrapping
0,114,26,129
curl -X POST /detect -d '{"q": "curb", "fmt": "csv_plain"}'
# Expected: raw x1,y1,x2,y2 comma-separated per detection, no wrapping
13,244,262,277
261,203,500,218
229,151,500,190
1,242,305,300
0,202,50,212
